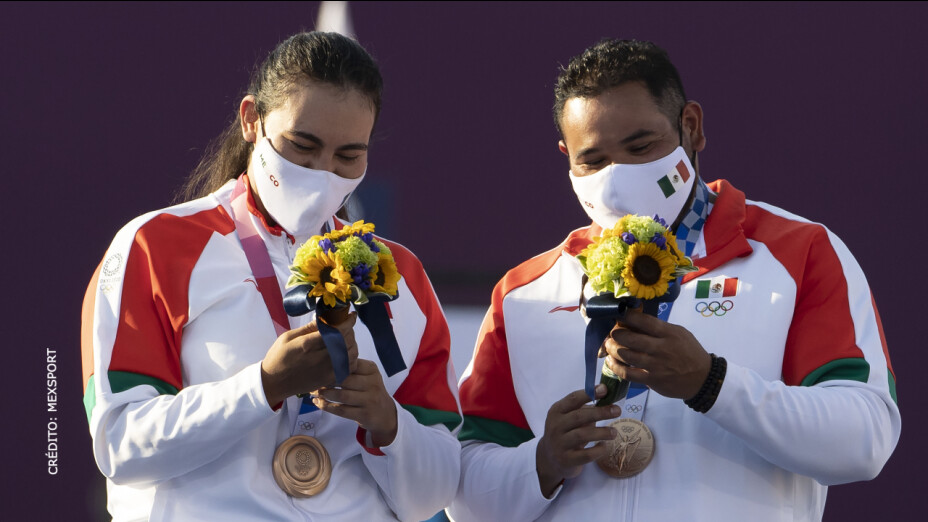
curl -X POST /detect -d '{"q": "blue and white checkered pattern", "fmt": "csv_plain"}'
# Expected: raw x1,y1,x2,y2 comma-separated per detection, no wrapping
674,179,713,257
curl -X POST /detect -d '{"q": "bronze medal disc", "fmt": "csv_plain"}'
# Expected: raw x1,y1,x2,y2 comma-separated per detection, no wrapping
596,418,655,478
272,435,332,498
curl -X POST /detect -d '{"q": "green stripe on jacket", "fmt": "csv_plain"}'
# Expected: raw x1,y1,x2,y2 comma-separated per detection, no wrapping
83,371,180,423
459,415,534,447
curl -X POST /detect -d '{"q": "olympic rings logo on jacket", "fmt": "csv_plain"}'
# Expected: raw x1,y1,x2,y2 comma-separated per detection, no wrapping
694,300,734,317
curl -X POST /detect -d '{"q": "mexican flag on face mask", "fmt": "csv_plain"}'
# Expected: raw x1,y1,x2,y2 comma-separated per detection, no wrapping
656,160,691,198
694,277,739,299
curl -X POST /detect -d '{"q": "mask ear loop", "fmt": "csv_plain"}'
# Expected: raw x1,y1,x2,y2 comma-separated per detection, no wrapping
249,93,268,141
678,108,697,167
678,110,684,147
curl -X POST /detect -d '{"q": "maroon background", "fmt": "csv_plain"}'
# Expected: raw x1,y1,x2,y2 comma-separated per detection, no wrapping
1,2,924,519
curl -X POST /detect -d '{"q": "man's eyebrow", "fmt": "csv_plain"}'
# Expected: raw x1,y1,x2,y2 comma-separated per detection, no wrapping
290,130,368,151
575,129,659,160
620,129,656,144
575,146,600,161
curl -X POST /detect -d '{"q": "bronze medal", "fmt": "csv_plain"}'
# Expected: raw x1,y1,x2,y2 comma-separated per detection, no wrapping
272,435,332,497
596,418,655,478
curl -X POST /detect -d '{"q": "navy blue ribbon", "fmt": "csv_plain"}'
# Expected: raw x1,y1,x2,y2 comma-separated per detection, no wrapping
317,317,351,385
283,284,317,316
356,295,407,377
583,280,681,400
584,294,636,400
283,285,406,382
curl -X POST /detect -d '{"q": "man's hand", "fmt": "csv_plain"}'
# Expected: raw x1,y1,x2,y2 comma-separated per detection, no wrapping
311,359,399,447
602,307,711,400
260,313,359,406
536,385,621,498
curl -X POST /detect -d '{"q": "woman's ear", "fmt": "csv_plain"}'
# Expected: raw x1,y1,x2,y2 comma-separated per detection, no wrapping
240,95,260,144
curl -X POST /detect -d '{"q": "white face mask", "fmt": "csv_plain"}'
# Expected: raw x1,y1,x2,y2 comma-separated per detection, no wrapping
250,138,365,237
569,146,695,230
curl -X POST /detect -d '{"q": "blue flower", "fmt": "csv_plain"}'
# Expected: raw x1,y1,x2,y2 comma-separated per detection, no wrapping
651,232,667,250
350,263,372,290
318,238,336,253
621,232,637,245
360,232,380,253
652,214,668,228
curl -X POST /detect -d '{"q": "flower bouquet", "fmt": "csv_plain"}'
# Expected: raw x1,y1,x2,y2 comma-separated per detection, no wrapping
283,221,406,382
577,215,698,406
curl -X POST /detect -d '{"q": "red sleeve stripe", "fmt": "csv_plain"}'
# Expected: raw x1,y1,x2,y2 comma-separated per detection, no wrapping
379,237,461,417
871,293,895,380
332,217,461,417
107,206,235,392
743,204,865,386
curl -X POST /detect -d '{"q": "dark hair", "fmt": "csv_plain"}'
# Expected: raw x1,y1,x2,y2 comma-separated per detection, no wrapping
553,39,686,136
177,32,383,202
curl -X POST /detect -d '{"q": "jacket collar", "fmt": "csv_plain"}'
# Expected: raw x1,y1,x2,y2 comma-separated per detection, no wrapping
682,179,753,283
240,173,294,243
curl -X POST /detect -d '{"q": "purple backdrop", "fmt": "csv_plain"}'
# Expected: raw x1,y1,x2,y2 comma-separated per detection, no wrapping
2,2,923,519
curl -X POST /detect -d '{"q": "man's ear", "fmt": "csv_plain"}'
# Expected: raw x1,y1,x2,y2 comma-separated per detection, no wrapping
681,101,705,153
558,140,569,157
240,95,260,144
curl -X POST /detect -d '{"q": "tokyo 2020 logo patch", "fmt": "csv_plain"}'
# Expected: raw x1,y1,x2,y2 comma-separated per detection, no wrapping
100,253,125,294
102,253,123,277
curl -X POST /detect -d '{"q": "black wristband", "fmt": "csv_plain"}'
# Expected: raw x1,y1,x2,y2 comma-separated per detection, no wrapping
684,353,727,414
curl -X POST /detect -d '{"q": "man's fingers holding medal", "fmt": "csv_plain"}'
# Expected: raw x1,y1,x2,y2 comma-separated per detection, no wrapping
536,386,622,497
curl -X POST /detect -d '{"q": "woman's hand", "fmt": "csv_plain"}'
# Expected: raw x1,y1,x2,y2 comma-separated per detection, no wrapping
311,359,398,447
260,313,359,406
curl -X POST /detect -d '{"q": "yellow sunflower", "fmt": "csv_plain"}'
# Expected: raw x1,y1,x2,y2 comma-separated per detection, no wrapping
327,220,376,242
662,230,691,267
622,242,675,300
369,252,401,296
295,249,333,279
349,220,376,235
299,252,353,307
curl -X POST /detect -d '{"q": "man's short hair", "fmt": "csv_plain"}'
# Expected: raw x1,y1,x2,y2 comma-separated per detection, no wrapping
553,39,687,136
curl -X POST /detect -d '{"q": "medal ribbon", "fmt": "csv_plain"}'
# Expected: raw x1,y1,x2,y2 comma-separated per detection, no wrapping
618,299,676,419
228,177,337,413
229,177,290,339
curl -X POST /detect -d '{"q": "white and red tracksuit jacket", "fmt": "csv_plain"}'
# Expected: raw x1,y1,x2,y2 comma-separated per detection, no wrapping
81,175,462,521
449,179,899,522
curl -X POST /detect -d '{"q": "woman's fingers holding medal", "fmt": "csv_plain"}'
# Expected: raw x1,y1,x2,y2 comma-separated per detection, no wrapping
535,386,622,498
604,308,713,400
311,359,398,447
